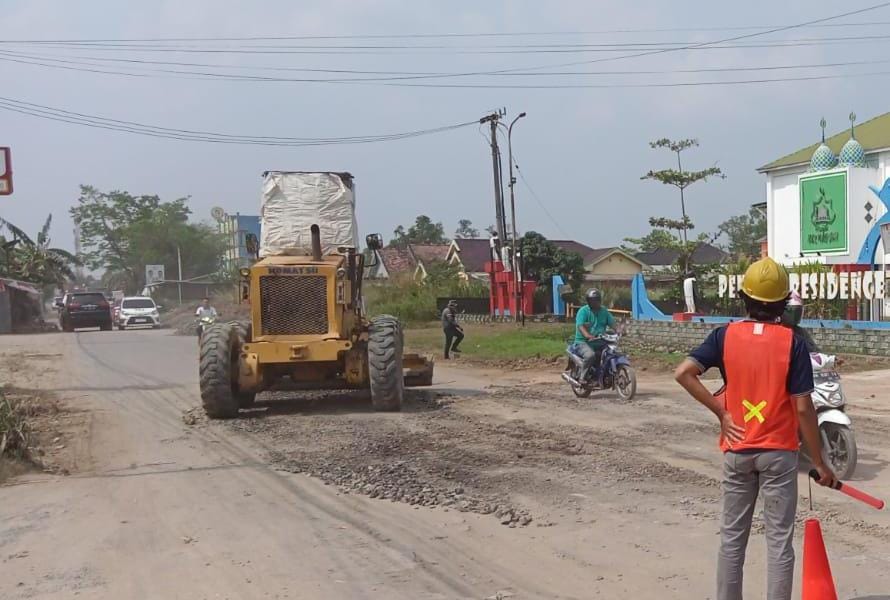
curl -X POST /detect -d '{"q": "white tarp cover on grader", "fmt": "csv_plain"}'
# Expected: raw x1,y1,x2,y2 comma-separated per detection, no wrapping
260,171,358,257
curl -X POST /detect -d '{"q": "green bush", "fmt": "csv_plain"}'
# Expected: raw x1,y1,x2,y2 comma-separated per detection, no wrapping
365,267,488,324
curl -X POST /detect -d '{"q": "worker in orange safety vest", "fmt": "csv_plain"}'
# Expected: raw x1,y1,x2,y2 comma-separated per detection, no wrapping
674,257,837,600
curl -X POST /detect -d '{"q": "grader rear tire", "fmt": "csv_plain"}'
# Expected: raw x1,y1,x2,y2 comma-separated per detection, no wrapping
368,315,404,412
199,322,241,419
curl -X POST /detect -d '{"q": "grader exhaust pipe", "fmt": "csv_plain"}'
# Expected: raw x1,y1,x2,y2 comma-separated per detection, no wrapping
310,224,322,261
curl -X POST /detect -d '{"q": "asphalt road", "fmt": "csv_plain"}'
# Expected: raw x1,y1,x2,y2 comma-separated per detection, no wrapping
2,328,890,599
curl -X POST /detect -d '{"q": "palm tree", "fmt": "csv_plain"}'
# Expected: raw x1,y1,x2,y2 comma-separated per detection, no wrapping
0,215,80,286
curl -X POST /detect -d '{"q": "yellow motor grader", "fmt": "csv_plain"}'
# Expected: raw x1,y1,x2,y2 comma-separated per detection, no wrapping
198,171,433,418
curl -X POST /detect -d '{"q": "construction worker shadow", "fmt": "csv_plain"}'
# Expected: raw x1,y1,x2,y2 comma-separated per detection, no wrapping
797,450,888,483
845,449,890,483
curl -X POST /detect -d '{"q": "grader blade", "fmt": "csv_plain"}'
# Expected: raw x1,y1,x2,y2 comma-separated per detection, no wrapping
403,353,434,387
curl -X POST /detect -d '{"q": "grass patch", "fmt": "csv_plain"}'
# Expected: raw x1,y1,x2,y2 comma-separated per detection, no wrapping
0,387,64,483
404,321,691,373
405,322,575,361
0,389,35,483
0,391,31,460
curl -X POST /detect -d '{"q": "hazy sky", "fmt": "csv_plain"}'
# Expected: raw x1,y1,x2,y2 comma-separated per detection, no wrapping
2,0,888,253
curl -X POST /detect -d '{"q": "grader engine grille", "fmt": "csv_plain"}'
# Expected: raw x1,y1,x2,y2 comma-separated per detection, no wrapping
259,275,329,335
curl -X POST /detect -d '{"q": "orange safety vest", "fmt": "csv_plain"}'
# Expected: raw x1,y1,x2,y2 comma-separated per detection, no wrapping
719,321,799,452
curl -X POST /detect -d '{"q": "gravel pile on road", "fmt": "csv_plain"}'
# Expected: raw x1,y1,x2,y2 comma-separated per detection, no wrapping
277,456,533,527
215,384,727,528
224,390,537,526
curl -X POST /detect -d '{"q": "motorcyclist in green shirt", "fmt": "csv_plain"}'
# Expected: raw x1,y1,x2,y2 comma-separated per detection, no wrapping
574,289,615,380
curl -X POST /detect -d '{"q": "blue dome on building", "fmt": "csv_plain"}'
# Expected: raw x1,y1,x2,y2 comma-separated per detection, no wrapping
810,143,838,171
839,112,866,168
810,117,838,172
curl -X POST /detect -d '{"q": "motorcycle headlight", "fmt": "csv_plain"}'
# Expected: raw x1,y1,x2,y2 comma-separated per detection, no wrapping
826,390,845,408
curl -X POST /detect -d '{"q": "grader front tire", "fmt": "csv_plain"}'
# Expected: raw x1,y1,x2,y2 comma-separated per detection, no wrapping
232,321,256,409
368,315,404,412
198,322,241,419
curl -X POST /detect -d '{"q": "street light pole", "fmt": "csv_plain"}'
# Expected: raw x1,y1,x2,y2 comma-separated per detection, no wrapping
507,112,527,324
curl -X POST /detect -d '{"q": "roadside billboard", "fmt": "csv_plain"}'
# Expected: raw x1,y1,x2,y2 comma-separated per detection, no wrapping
0,147,11,195
800,171,847,254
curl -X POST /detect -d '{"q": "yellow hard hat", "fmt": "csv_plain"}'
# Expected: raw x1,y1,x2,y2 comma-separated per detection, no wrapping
741,257,790,303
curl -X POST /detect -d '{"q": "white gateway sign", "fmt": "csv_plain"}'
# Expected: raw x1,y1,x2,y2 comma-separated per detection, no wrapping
719,272,886,300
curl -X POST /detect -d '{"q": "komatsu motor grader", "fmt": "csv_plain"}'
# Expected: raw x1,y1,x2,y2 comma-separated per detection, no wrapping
198,171,433,418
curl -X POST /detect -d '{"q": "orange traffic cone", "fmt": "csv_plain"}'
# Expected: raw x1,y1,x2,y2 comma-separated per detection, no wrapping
802,518,837,600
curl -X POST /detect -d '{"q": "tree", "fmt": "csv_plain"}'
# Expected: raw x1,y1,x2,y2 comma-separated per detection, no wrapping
641,138,724,272
718,207,767,259
454,219,479,239
70,185,225,293
0,215,80,287
390,215,449,246
519,231,586,295
622,228,679,254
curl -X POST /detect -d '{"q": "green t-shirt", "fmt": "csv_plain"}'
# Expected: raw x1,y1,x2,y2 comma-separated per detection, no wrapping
574,305,615,344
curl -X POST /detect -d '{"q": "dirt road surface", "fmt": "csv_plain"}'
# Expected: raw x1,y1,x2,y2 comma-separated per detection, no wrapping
2,330,889,599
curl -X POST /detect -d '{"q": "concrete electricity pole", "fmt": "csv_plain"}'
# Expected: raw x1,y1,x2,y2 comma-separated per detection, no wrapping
479,110,507,251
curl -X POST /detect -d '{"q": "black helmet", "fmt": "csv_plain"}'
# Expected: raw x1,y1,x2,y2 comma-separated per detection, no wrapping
586,289,602,303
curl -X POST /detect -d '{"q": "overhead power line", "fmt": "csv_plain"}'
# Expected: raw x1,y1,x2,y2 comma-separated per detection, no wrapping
5,48,890,80
4,19,890,43
0,3,887,85
0,95,477,146
8,47,890,83
506,150,570,239
2,34,890,55
3,49,889,89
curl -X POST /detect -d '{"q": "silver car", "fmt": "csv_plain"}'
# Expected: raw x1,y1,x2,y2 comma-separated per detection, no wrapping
117,296,161,330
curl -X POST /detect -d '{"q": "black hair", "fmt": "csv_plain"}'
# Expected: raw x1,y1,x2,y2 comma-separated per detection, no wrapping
740,292,788,322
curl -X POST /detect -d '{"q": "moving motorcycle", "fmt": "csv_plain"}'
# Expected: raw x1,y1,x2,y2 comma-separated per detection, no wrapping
561,332,637,400
196,315,216,341
808,352,857,480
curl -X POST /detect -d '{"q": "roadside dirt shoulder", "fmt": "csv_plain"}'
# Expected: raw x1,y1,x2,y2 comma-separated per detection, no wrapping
0,337,92,483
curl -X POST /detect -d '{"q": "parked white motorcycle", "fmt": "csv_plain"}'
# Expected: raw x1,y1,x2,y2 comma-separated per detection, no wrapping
808,352,857,480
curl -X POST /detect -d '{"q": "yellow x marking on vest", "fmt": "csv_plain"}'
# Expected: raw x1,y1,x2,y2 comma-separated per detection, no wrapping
742,400,767,424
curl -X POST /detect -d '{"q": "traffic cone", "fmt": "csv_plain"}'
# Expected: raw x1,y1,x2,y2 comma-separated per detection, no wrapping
802,518,837,600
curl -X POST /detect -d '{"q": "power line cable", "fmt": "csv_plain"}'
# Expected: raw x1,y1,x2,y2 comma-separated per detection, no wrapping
5,19,890,43
1,4,888,86
507,151,570,239
475,1,890,75
4,34,890,55
370,68,890,89
5,50,888,89
0,95,477,146
6,47,890,81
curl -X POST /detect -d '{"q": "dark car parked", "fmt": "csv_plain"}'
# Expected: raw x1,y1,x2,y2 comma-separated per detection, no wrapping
58,292,113,332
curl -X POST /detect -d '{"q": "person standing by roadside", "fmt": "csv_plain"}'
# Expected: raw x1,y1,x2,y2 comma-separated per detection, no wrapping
674,257,836,600
441,299,464,359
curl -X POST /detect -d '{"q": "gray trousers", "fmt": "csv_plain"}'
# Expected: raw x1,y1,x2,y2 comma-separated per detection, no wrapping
717,450,798,600
574,343,604,379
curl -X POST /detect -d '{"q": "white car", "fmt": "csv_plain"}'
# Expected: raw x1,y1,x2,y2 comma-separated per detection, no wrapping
117,296,161,330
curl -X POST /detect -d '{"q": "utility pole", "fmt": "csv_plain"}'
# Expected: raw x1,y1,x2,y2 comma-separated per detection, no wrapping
505,112,527,324
177,246,183,306
479,110,507,252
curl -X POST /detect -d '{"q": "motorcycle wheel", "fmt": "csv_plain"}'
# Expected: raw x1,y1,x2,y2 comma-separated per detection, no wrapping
820,422,857,480
569,367,592,398
615,365,637,401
